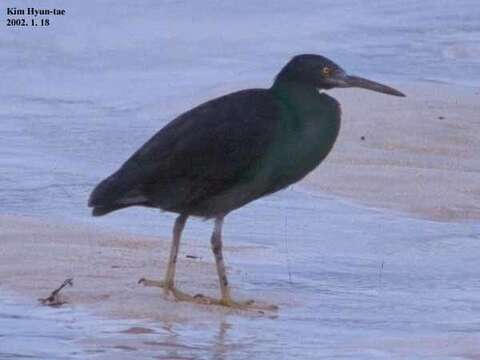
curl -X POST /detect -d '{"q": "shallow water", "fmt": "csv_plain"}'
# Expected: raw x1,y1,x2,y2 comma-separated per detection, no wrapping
0,294,82,359
1,0,480,358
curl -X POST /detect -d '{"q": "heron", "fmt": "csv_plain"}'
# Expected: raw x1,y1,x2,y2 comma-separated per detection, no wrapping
89,54,404,309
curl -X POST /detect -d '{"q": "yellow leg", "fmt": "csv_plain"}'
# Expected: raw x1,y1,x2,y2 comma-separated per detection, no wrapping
209,216,277,311
139,214,277,311
139,214,188,299
163,214,188,293
210,216,231,303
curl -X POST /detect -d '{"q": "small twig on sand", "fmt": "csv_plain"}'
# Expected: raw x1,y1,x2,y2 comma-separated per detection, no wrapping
38,278,73,307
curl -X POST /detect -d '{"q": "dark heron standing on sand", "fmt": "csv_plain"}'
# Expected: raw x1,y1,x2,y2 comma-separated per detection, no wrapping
89,54,404,309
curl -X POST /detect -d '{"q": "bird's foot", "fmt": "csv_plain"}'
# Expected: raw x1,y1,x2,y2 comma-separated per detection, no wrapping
138,278,277,311
211,297,278,311
138,277,190,301
138,277,209,303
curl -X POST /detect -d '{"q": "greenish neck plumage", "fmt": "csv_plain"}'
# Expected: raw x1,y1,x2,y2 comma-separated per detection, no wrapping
257,79,341,192
270,79,340,137
270,80,322,124
270,79,331,129
271,78,319,96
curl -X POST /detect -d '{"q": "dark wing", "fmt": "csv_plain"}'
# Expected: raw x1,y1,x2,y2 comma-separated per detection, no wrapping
89,89,279,215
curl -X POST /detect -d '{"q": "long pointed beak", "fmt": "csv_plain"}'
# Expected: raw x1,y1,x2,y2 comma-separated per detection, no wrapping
337,74,405,97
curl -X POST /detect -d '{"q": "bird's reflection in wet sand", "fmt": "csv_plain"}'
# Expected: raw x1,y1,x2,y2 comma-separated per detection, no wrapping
212,320,231,360
141,321,201,359
144,317,255,359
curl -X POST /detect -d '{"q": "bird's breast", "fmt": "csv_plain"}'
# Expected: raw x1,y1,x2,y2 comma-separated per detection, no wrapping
259,93,341,192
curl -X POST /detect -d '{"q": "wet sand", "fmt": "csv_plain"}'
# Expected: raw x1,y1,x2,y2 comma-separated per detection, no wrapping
0,215,279,322
304,82,480,222
0,215,287,357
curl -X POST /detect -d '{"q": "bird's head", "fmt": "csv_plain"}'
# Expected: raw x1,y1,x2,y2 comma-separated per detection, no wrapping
274,54,405,97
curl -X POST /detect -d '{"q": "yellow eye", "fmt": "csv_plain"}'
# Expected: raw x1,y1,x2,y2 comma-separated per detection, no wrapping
322,66,332,76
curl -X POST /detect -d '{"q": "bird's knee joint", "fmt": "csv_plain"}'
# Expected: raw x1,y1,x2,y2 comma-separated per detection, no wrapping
212,244,222,256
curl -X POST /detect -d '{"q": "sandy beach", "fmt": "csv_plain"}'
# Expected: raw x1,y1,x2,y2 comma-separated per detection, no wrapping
304,82,480,222
1,81,480,358
0,215,282,322
2,81,479,306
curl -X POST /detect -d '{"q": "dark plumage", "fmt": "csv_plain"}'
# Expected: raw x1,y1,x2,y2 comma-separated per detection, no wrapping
89,89,279,217
89,54,405,308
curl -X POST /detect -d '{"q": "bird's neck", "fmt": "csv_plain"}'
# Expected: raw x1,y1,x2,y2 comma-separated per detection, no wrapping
270,80,320,102
264,79,341,191
269,78,341,137
270,80,330,122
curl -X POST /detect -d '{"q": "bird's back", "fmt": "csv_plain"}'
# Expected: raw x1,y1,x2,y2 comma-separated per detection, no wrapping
88,89,280,217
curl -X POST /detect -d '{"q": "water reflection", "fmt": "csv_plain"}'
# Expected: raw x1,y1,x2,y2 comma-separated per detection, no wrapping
211,321,229,360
